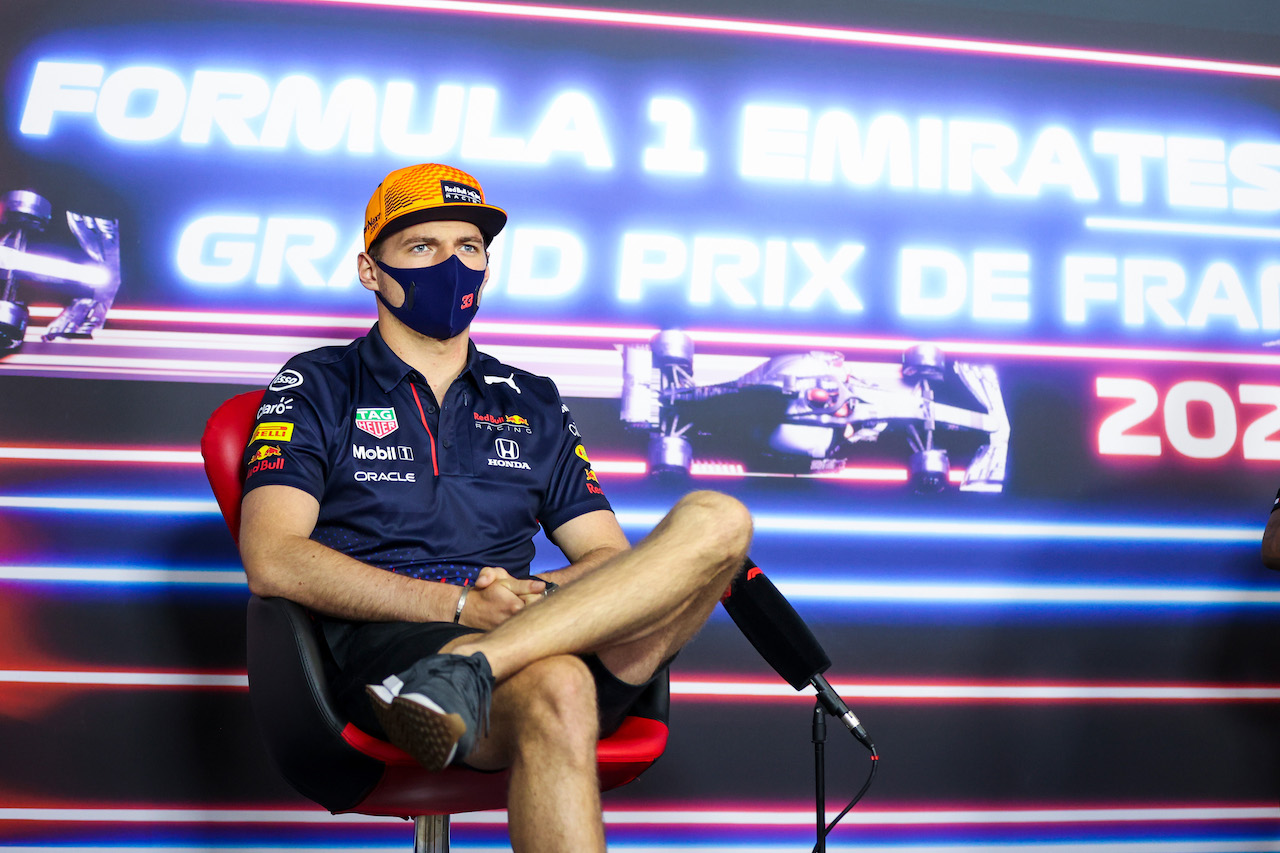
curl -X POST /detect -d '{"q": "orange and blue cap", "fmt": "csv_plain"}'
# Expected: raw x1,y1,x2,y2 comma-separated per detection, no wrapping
363,163,507,251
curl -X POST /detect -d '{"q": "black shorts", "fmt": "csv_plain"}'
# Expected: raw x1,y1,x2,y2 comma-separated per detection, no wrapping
319,616,665,742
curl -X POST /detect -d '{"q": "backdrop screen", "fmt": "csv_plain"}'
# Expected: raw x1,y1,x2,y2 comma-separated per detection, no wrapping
3,2,1280,850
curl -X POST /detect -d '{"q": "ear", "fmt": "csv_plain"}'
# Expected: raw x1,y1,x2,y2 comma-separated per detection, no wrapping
357,252,380,293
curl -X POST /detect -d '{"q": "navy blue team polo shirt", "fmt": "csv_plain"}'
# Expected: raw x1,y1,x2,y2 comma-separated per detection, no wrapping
241,323,612,586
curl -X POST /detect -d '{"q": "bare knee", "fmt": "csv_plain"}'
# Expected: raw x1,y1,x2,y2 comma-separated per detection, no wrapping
510,656,599,758
672,490,753,563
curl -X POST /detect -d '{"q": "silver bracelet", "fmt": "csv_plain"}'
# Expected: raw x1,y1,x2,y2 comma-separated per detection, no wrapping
453,586,469,623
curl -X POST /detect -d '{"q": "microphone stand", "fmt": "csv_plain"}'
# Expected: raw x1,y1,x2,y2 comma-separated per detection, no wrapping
812,702,827,853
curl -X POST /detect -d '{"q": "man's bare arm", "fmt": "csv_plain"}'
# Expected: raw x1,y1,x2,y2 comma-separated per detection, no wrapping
543,510,631,586
240,485,539,627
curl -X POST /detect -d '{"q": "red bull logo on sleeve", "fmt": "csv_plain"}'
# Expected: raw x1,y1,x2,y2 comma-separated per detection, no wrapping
585,466,603,495
247,445,284,476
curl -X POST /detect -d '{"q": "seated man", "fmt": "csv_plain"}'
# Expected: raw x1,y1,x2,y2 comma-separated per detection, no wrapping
238,163,752,852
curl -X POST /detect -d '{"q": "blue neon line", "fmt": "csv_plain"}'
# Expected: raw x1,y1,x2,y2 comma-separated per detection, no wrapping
617,509,1258,544
1,496,1258,544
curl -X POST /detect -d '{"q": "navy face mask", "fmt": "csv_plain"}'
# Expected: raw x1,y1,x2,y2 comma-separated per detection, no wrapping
375,255,485,340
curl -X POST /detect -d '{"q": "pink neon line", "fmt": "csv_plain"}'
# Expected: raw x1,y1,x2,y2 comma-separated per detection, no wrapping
0,446,204,464
671,676,1280,704
3,802,1277,826
0,449,957,484
8,669,1280,703
589,802,1280,827
236,0,1280,78
30,306,1273,367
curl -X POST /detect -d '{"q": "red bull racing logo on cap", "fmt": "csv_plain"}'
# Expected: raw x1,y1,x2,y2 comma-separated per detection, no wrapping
440,180,483,204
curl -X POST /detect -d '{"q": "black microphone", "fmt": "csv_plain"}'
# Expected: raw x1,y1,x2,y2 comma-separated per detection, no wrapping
721,558,874,751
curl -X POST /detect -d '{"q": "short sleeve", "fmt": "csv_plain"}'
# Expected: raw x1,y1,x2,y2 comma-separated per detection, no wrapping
241,362,331,501
538,383,613,533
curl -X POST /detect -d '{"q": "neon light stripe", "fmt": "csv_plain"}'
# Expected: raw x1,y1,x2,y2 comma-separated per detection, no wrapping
30,326,352,352
4,566,1276,609
746,514,1259,543
0,447,1016,489
672,678,1280,702
775,579,1280,606
1086,217,1280,240
26,305,376,329
615,509,1259,543
0,496,218,513
243,0,1280,79
6,667,1279,702
0,842,1279,853
0,671,246,687
1,353,280,376
0,447,204,463
18,308,1279,366
0,842,1278,853
0,447,938,483
2,496,1257,544
0,803,1276,825
603,805,1280,826
0,567,246,585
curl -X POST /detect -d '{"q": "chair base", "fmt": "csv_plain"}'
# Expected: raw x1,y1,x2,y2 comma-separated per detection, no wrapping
413,814,449,853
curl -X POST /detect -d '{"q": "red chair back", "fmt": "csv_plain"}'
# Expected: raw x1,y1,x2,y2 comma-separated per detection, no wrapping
200,390,264,545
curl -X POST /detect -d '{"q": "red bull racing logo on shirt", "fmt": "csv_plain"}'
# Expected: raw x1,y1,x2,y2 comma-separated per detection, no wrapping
355,407,399,439
473,412,533,434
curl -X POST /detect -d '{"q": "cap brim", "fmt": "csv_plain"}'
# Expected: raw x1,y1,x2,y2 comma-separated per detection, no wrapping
375,204,508,247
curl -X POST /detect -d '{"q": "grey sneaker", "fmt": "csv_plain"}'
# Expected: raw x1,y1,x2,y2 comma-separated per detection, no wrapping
366,652,494,771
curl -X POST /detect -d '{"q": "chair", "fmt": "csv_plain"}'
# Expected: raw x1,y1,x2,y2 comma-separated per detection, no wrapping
201,390,669,852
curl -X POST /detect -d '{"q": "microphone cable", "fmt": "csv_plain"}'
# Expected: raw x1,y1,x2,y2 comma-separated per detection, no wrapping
812,743,879,853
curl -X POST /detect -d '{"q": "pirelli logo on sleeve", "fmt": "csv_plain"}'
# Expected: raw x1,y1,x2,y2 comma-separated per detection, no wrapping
251,422,295,443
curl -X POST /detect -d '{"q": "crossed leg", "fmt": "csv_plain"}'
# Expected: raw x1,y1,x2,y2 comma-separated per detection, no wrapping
439,489,753,852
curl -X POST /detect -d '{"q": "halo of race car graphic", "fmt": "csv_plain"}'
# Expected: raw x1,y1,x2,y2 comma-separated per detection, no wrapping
621,330,1010,493
0,190,121,352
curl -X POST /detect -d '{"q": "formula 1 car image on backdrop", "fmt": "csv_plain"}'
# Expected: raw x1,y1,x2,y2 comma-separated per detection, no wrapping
0,190,121,353
620,330,1010,492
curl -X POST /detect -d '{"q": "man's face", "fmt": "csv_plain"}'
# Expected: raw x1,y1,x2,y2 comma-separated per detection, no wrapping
365,219,489,309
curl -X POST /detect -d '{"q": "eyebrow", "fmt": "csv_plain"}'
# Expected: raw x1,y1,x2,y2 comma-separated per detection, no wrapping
395,230,484,247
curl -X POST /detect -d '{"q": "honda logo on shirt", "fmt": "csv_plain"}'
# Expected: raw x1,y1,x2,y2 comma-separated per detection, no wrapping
495,438,520,460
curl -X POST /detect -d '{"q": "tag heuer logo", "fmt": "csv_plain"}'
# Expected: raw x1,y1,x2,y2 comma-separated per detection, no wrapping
355,407,399,439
